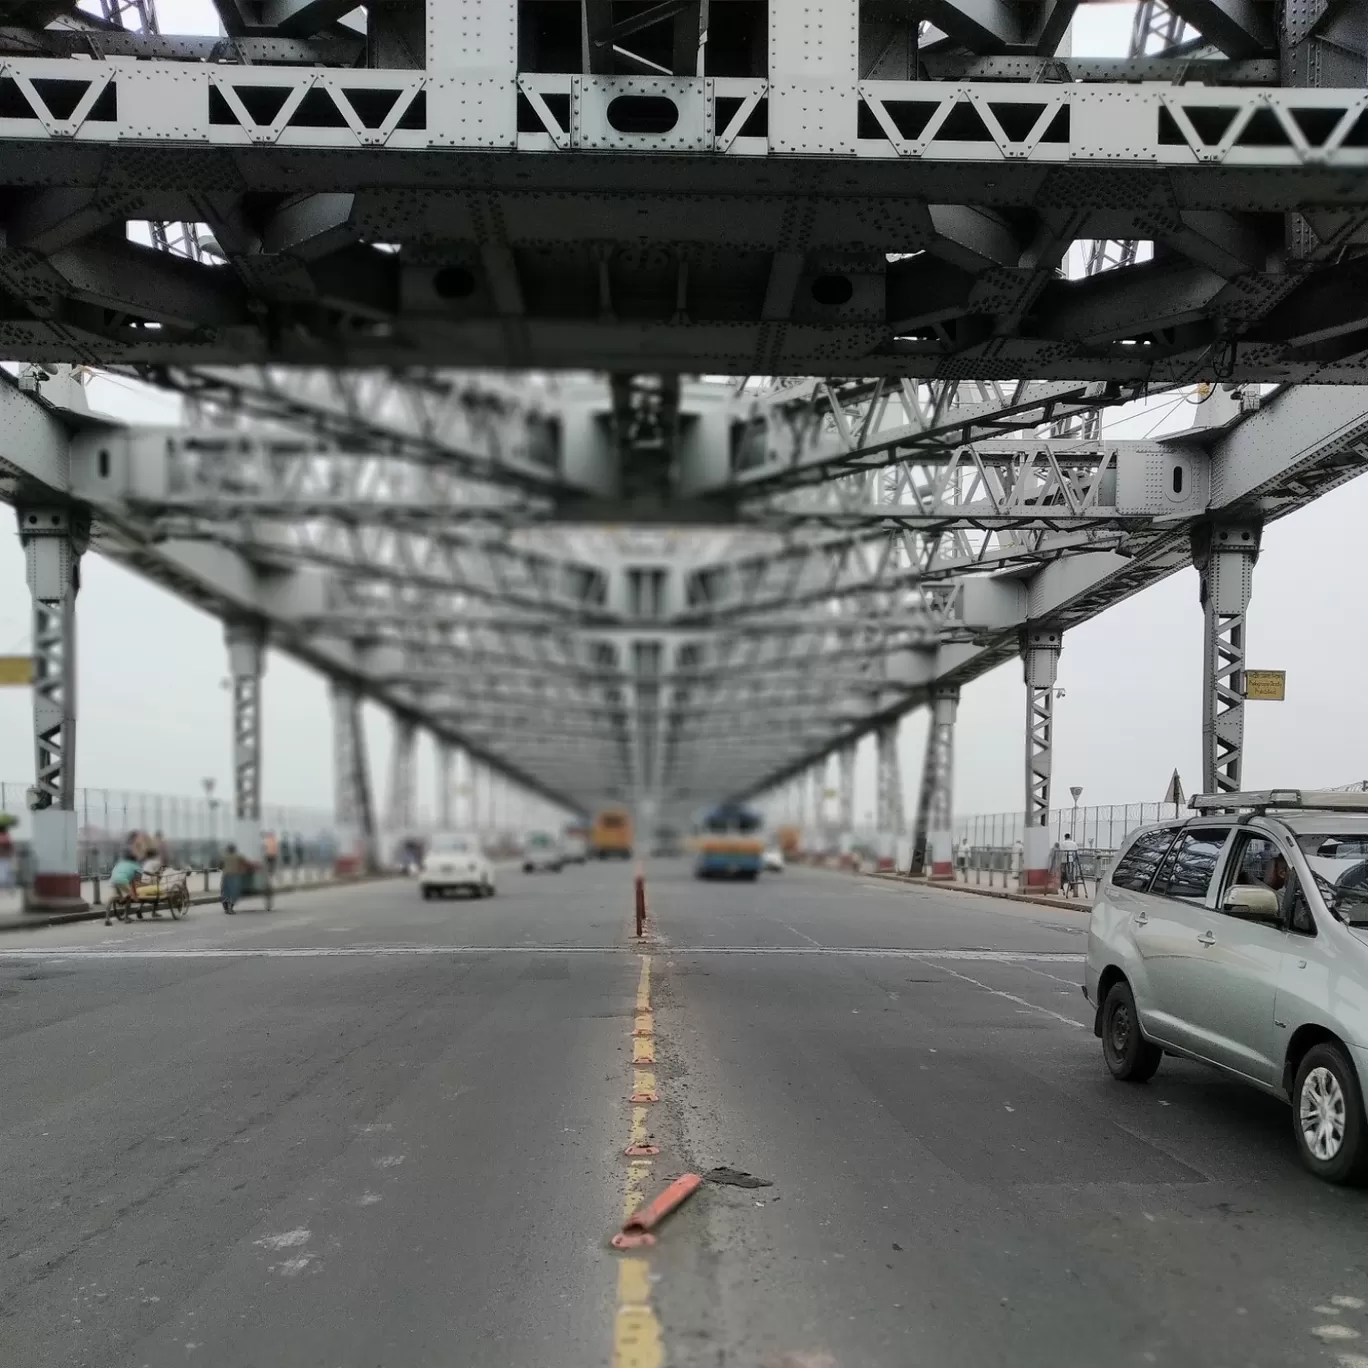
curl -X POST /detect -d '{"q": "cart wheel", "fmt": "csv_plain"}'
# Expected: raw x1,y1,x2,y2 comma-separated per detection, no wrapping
168,885,188,919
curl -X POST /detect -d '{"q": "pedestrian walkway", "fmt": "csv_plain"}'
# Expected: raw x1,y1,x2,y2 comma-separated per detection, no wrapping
0,863,337,930
867,868,1094,913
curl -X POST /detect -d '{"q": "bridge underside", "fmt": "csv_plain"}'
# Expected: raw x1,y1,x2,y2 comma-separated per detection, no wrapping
2,0,1368,899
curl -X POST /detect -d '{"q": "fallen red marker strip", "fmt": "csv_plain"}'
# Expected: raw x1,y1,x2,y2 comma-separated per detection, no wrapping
611,1173,703,1249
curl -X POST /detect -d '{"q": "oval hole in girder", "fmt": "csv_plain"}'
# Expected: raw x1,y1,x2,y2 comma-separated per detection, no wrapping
1172,464,1184,495
811,274,855,307
606,95,679,135
433,266,477,300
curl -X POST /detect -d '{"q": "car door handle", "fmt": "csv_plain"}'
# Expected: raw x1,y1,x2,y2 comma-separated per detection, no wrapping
1133,912,1148,926
1197,930,1216,946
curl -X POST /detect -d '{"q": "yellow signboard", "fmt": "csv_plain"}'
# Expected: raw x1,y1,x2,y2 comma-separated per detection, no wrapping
1245,669,1286,701
0,656,33,686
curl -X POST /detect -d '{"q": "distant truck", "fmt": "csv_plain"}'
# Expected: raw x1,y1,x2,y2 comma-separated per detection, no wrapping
776,825,803,860
590,807,634,859
695,804,764,880
562,827,589,864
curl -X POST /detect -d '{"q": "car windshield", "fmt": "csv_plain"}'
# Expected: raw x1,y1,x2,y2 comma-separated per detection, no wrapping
1295,833,1368,925
527,833,553,848
429,834,474,855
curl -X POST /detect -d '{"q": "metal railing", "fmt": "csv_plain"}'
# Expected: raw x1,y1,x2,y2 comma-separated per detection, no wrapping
0,781,335,884
949,802,1188,899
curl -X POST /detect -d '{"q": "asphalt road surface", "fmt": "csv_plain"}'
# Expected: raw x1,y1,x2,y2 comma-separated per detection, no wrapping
0,862,1365,1368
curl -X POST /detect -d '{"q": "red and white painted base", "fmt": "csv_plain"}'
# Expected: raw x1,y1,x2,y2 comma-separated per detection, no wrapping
928,827,955,880
333,823,364,878
1022,827,1060,894
24,809,87,913
874,831,896,872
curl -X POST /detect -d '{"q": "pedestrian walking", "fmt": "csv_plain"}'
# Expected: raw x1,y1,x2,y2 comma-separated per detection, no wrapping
0,816,15,891
220,843,246,914
1059,832,1082,898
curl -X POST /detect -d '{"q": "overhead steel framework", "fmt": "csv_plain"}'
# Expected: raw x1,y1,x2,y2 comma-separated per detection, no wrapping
2,0,1368,880
0,1,1360,380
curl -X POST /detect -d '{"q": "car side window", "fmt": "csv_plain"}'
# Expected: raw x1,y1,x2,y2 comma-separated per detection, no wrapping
1227,834,1282,891
1109,828,1178,892
1151,828,1232,902
1287,880,1317,935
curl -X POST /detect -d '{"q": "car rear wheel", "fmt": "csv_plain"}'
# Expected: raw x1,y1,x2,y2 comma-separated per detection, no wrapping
1101,980,1162,1082
1293,1043,1368,1185
421,887,432,900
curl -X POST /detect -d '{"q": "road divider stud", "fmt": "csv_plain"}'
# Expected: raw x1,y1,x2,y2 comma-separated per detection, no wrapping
611,1173,703,1250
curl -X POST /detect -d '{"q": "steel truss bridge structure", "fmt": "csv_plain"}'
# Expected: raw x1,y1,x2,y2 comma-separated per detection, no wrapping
2,0,1368,904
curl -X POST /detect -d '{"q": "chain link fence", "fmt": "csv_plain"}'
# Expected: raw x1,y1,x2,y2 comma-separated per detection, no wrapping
0,781,335,885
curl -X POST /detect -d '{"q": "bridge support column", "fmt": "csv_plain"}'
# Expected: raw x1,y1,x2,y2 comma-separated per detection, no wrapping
1192,522,1262,794
387,716,417,845
925,688,961,881
17,505,88,911
910,718,935,875
875,722,903,871
330,681,375,876
1022,630,1063,892
437,742,454,831
225,622,265,859
837,743,856,867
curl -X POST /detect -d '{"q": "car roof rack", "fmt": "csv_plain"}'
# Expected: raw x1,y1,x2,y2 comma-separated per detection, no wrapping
1189,789,1368,814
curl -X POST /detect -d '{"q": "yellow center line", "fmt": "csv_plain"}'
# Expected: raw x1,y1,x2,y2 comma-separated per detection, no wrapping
613,952,664,1368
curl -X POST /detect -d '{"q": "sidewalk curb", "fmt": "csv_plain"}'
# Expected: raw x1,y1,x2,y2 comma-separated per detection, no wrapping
866,870,1092,914
0,874,398,933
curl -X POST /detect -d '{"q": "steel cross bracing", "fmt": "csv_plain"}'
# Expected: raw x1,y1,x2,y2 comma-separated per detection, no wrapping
14,362,1368,810
0,2,1364,379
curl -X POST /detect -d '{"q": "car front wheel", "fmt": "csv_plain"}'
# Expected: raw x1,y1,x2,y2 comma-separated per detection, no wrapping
1293,1043,1368,1185
1101,980,1162,1082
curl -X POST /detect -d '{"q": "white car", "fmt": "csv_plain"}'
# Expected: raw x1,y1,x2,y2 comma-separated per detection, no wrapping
763,847,785,872
420,832,495,899
1086,789,1368,1184
522,831,564,873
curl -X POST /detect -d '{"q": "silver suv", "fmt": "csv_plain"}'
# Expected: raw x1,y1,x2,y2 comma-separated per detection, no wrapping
1085,790,1368,1184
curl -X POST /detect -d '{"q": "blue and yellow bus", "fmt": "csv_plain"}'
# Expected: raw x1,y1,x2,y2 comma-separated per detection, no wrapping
694,803,764,880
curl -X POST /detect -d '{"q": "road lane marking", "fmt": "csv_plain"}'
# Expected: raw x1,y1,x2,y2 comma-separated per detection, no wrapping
909,955,1088,1028
614,953,664,1368
0,945,1084,962
780,923,822,947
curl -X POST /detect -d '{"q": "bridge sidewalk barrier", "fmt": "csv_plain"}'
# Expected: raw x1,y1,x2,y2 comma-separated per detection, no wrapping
866,869,1092,914
0,867,396,933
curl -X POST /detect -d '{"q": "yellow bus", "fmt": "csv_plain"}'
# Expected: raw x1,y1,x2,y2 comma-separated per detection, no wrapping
590,807,634,859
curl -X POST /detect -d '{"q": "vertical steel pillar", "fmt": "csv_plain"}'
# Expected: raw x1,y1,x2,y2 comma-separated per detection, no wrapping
18,505,88,909
837,743,856,864
387,716,417,838
330,680,375,874
1023,630,1063,891
437,742,454,831
225,622,266,858
837,744,855,831
875,721,902,870
1192,522,1262,794
926,688,960,880
910,718,936,874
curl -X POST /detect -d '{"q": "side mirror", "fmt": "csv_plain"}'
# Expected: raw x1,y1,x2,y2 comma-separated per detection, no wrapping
1222,883,1282,924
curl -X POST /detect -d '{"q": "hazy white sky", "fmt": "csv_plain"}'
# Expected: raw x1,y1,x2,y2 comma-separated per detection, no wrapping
6,2,1362,827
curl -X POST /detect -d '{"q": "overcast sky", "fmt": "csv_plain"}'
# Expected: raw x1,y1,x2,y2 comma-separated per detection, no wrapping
5,2,1365,830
